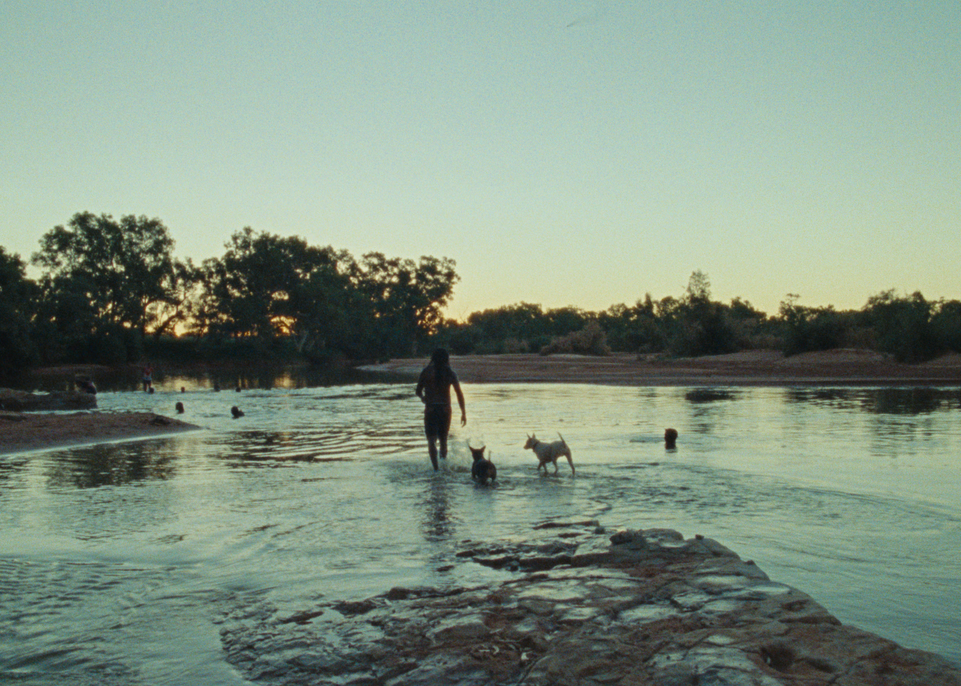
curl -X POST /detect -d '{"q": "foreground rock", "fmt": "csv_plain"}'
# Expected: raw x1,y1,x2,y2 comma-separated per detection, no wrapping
0,387,97,411
221,526,960,685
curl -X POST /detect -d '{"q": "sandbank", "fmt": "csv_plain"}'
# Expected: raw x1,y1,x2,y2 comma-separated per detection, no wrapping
364,349,961,386
0,411,200,456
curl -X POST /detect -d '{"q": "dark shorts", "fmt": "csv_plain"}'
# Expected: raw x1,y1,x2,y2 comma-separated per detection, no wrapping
424,404,452,440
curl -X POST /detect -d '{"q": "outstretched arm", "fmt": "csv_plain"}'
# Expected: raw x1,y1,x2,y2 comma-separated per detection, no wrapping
415,371,426,403
454,381,466,426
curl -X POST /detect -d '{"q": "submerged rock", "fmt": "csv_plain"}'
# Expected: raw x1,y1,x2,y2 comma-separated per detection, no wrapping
220,525,961,686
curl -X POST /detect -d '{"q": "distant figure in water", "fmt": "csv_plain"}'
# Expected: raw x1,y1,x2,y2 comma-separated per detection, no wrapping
142,364,153,392
231,406,244,418
664,428,678,450
175,401,185,414
415,348,467,471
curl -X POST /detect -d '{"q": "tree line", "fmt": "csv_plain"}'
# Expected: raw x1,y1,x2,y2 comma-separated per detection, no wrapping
2,212,960,381
434,271,961,365
0,212,457,378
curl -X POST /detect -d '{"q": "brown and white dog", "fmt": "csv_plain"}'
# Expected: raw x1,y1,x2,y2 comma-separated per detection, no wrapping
524,433,574,475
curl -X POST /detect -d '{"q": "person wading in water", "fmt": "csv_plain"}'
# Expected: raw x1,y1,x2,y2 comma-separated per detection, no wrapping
415,349,467,471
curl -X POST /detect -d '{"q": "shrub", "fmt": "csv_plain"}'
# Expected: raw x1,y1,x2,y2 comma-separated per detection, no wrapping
540,322,610,356
779,297,846,357
865,291,940,363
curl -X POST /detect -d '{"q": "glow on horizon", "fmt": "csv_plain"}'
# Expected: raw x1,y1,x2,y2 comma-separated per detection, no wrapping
2,2,959,319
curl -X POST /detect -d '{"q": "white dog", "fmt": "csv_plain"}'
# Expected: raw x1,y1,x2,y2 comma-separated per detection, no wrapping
524,433,574,475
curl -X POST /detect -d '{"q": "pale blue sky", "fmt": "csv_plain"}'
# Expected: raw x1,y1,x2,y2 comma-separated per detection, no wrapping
2,1,959,318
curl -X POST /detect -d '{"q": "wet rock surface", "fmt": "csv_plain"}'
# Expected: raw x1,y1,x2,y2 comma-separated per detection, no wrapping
220,525,960,686
0,387,97,411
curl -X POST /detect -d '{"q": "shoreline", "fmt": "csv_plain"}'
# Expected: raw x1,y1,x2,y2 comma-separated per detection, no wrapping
0,411,200,456
4,349,961,456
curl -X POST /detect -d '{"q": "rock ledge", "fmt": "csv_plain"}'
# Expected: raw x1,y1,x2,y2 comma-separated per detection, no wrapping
220,525,960,685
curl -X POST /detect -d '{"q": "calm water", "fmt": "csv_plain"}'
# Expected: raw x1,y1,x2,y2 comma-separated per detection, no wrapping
1,378,960,684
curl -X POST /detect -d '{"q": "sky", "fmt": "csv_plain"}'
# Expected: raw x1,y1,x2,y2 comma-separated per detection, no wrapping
2,1,959,319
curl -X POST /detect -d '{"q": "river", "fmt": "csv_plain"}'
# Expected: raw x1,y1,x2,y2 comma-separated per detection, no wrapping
1,375,959,684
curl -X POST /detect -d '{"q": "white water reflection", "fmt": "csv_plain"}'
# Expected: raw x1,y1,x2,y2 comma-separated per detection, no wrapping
1,383,959,684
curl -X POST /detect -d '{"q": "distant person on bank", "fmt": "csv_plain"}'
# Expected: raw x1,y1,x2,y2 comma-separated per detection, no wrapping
415,349,467,471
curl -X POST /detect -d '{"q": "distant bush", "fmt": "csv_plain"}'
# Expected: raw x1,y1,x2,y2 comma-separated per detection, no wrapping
665,308,739,357
779,297,847,357
933,300,961,353
865,291,940,363
539,322,610,356
502,337,529,354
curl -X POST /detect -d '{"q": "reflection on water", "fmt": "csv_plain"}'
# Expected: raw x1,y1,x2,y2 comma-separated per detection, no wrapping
683,388,739,403
786,386,961,415
13,362,404,395
420,477,456,543
865,387,958,415
1,382,960,684
45,442,179,489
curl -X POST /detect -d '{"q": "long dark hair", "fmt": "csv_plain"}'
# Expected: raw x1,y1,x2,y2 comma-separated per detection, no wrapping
427,348,454,386
430,348,450,368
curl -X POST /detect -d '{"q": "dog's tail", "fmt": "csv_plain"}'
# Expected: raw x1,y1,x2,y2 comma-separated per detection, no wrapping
558,432,566,445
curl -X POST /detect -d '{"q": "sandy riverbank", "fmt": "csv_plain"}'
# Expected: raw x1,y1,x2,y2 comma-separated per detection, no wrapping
364,349,961,386
0,411,200,455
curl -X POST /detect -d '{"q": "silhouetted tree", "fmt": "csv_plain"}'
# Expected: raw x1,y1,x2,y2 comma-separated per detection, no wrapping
864,290,939,362
198,228,357,355
662,271,738,357
33,212,189,341
599,296,663,353
932,299,961,353
0,247,40,378
778,294,847,356
352,252,459,357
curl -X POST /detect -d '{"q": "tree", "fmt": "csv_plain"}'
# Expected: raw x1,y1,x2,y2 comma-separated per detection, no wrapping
545,307,590,337
0,247,39,378
198,228,356,356
32,212,188,337
864,290,939,362
932,299,961,353
663,271,737,357
598,295,663,353
778,294,846,356
32,272,103,363
685,269,712,302
353,252,459,356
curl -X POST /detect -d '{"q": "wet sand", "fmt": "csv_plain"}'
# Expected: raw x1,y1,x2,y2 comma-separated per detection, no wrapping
0,411,200,455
